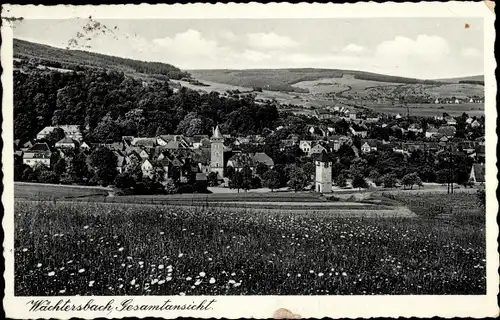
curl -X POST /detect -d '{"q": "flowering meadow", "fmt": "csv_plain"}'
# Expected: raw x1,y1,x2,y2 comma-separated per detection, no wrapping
15,200,485,296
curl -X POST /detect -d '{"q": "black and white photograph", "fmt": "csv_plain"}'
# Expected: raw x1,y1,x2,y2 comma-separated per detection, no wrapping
2,2,497,319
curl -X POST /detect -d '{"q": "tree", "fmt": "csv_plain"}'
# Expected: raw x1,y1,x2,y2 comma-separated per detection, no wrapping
476,189,485,208
383,173,398,188
45,128,66,144
207,172,219,187
240,165,253,191
352,174,368,190
38,169,59,184
87,147,118,186
262,169,281,192
114,172,136,189
401,172,421,189
301,162,315,181
335,173,347,188
287,165,308,192
229,171,243,193
224,166,235,180
164,178,178,194
255,162,269,177
53,158,67,176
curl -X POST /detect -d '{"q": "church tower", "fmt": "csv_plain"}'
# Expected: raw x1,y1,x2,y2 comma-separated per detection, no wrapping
210,125,225,177
315,152,332,193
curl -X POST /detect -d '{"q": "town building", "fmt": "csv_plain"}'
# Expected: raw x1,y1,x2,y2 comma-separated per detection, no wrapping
22,142,53,167
315,152,332,193
55,136,77,149
36,125,83,141
210,125,225,177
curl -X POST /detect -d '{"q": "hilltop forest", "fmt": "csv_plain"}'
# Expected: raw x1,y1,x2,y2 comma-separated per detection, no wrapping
14,67,288,144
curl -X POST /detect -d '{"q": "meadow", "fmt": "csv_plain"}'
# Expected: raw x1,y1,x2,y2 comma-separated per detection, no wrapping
14,182,109,200
15,200,485,296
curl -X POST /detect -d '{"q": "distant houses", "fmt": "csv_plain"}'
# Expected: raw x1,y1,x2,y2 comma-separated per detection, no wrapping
37,125,83,141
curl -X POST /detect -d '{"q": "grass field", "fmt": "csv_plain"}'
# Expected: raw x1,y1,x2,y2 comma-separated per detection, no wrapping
14,182,109,200
363,103,484,117
15,200,485,296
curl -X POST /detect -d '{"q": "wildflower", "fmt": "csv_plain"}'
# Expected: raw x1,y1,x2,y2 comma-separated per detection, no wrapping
59,267,65,271
199,271,206,277
178,253,184,258
89,281,95,287
78,268,85,273
318,273,324,277
309,270,314,274
179,292,185,296
158,280,165,285
22,248,28,252
119,284,124,289
118,247,124,252
231,272,236,276
297,273,301,277
342,272,347,276
48,271,55,277
208,258,213,261
83,226,89,229
228,280,236,284
59,289,66,294
152,279,159,284
233,282,241,287
166,277,172,282
209,277,216,284
160,232,165,235
195,279,202,286
37,263,42,268
139,261,144,265
186,277,192,281
130,279,136,285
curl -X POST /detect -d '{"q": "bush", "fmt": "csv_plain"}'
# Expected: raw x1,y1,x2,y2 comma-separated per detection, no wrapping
178,184,194,194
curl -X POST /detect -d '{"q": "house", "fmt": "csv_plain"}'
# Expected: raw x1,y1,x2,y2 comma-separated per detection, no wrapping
80,141,91,151
37,125,83,141
233,137,250,146
299,140,313,154
425,126,439,138
141,159,155,179
395,113,403,119
471,120,481,128
469,163,485,184
252,152,274,168
279,139,296,151
131,137,157,148
361,140,378,153
139,149,150,159
55,136,77,149
434,115,444,121
315,109,335,120
445,116,457,126
309,143,327,156
465,117,474,124
114,151,126,174
438,126,457,138
22,142,52,167
20,140,34,151
187,135,210,149
408,123,423,134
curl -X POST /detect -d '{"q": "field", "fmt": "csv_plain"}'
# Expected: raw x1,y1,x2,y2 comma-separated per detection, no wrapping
15,199,485,296
363,103,484,117
14,182,109,200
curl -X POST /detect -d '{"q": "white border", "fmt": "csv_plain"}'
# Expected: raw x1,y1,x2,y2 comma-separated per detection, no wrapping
2,2,498,319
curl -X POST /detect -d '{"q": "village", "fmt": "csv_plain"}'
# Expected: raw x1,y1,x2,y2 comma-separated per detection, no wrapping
14,105,486,195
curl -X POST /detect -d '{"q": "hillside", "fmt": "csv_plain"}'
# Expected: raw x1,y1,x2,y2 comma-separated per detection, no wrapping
13,38,190,80
436,75,484,85
189,68,445,93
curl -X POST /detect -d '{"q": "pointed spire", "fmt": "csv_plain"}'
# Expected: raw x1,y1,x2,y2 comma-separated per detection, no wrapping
212,125,223,139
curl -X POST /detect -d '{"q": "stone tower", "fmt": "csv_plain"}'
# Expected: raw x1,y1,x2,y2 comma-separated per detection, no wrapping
315,152,332,193
210,125,224,177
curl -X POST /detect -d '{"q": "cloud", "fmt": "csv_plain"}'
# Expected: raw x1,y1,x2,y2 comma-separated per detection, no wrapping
375,34,450,62
152,29,220,57
342,43,365,54
462,47,481,58
246,32,299,50
242,50,272,62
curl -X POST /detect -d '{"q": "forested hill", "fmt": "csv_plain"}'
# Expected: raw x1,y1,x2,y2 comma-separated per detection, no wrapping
14,39,190,80
189,68,445,93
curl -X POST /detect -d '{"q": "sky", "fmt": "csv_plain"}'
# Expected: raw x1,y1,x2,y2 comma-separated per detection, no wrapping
13,18,484,79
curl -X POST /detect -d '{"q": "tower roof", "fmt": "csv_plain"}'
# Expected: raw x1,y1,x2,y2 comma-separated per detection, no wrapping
212,125,223,139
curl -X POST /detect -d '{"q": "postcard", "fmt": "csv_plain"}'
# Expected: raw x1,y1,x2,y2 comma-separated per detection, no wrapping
2,2,498,319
